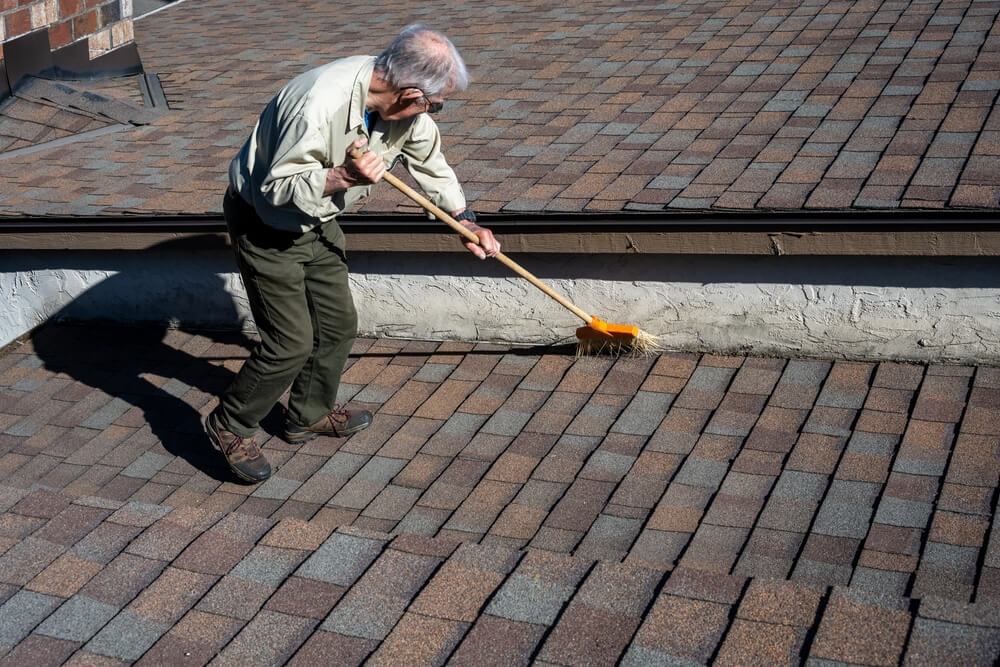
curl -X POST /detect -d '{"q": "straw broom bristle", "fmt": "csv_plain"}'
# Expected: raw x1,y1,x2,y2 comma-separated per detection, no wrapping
575,328,662,357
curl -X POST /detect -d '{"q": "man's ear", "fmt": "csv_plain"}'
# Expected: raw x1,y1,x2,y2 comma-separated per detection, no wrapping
397,87,423,102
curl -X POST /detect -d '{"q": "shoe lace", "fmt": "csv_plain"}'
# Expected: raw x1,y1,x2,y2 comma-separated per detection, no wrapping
226,434,261,458
328,403,349,425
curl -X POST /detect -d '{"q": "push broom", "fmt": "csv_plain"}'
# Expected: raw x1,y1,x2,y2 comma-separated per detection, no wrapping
359,151,660,355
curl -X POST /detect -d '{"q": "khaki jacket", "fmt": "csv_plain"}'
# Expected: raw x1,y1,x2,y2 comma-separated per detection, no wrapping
229,55,466,238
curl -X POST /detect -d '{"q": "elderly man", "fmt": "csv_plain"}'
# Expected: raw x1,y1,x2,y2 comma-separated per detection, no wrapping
208,25,499,482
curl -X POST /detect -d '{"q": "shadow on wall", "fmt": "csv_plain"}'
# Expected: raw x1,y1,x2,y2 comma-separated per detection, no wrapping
28,235,271,484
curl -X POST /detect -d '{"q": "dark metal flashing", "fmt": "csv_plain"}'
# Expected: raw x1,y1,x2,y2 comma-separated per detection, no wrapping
2,208,997,232
3,29,53,92
1,29,143,103
140,73,168,109
51,41,143,80
1,210,999,256
0,60,9,101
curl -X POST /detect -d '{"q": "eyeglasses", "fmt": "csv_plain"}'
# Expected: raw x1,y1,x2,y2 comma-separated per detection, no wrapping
402,86,443,114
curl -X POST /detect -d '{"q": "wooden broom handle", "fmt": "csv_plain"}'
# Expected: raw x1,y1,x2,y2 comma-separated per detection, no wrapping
349,149,594,325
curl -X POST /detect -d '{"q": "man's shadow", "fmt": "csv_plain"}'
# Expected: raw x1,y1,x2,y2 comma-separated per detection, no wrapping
28,235,280,483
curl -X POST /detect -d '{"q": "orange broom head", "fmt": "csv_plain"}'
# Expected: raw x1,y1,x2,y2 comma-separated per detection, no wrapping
575,317,660,357
575,317,639,340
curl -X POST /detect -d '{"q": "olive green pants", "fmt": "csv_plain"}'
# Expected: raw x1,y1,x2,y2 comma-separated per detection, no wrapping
218,188,357,438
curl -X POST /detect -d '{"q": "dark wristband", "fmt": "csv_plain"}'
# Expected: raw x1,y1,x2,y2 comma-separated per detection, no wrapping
453,209,477,224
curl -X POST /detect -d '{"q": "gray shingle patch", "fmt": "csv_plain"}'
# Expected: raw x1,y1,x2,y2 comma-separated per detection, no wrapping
506,145,543,157
0,590,62,646
323,588,409,639
485,573,575,625
316,451,369,479
356,456,407,483
413,363,456,383
599,123,640,136
687,366,735,393
11,377,44,391
792,559,852,588
763,98,802,112
612,391,675,435
580,514,642,547
874,497,933,529
815,388,867,409
79,397,132,430
813,501,873,539
833,584,910,611
663,70,698,84
825,479,880,506
336,383,362,402
230,545,306,587
732,62,768,76
472,125,504,139
649,175,694,189
950,31,987,46
556,434,604,459
892,455,947,477
850,567,910,597
107,501,172,527
558,123,605,143
772,470,828,502
352,386,395,404
719,472,775,499
482,409,532,437
439,412,489,435
822,72,856,85
962,79,1000,91
802,415,853,438
582,450,636,478
621,645,704,667
847,431,899,456
794,104,832,118
921,542,979,569
120,452,173,479
781,360,831,386
765,62,803,76
0,486,29,512
85,609,169,661
883,85,922,96
15,354,44,369
251,476,302,501
36,594,119,642
160,378,191,399
781,47,816,57
297,532,384,586
394,507,447,537
629,530,690,566
673,457,729,489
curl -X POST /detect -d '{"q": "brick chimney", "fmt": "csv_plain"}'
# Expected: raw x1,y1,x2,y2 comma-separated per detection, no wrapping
1,0,140,99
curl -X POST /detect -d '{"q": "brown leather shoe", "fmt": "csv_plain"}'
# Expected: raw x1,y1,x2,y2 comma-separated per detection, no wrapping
206,410,271,483
284,404,373,443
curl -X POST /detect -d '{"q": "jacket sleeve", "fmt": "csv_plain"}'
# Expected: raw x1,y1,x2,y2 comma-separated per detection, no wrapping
401,114,467,214
256,112,339,219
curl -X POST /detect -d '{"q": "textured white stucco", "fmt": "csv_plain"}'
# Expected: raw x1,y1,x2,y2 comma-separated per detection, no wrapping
2,249,998,363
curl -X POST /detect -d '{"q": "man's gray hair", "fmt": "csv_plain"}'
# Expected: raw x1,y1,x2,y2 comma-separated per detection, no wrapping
375,25,469,97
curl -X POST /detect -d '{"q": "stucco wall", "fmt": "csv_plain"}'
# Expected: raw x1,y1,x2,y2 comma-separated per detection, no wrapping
2,247,998,363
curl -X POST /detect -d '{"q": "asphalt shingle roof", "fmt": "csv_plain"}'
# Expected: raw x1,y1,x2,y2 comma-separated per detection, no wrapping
1,0,1000,217
0,324,998,663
